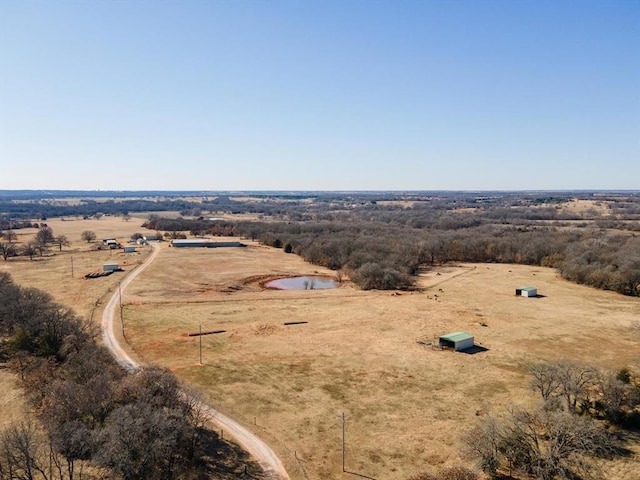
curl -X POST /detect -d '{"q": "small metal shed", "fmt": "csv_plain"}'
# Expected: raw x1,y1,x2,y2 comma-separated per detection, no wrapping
123,246,136,253
515,286,537,297
103,263,120,272
439,332,474,351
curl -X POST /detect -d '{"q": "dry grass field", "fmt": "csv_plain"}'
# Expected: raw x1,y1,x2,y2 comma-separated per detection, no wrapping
119,243,640,479
1,216,156,318
0,370,26,430
2,215,640,479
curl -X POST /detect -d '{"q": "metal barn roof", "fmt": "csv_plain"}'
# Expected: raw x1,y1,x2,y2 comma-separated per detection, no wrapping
439,332,474,343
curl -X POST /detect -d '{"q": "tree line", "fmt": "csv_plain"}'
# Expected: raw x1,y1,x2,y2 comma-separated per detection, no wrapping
3,192,640,228
141,215,640,296
1,226,70,261
2,192,638,295
0,272,242,480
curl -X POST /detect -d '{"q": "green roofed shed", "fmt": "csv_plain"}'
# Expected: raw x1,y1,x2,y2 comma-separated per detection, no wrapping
439,332,474,351
515,286,538,297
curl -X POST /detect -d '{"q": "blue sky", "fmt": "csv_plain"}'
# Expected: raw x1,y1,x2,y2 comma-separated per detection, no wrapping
1,0,638,191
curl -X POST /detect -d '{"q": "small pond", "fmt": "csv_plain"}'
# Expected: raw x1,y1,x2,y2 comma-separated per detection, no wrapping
265,276,337,290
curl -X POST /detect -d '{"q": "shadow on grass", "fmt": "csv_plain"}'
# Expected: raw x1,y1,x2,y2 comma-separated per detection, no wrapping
611,429,639,457
460,345,489,355
458,345,489,355
197,426,268,479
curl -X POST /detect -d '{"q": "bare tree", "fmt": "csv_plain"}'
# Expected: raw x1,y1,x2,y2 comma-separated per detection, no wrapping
464,406,616,480
80,231,96,243
0,241,16,261
2,230,18,242
115,366,183,410
530,360,599,413
95,402,188,480
21,242,37,261
462,414,501,478
46,419,92,480
0,419,51,480
53,236,70,252
530,361,563,402
595,372,640,425
555,361,600,413
509,408,614,480
189,226,205,238
34,227,54,254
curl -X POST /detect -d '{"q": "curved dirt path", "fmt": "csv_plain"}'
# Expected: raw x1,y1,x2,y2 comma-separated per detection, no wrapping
101,243,290,479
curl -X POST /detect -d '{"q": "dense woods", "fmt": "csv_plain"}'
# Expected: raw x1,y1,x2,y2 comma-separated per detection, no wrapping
136,192,640,296
2,191,640,295
232,221,639,295
0,272,234,479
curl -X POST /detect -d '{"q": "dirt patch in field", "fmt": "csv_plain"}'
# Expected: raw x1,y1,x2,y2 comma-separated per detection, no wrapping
253,323,279,336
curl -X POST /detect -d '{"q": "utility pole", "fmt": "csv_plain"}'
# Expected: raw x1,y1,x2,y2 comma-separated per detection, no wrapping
119,282,124,336
70,256,74,278
199,323,203,365
342,412,346,472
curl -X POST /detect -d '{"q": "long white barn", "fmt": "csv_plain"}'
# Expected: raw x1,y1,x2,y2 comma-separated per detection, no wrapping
170,239,245,248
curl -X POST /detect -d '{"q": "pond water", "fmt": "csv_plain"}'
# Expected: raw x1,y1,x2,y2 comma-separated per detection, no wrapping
265,276,337,290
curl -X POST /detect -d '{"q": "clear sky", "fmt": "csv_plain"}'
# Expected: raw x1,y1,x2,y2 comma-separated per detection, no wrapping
1,0,638,191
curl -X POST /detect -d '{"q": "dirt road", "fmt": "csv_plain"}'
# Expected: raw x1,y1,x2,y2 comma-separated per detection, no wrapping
101,243,291,479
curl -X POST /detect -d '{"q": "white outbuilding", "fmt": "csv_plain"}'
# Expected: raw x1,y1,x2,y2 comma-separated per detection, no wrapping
515,286,538,297
438,332,475,351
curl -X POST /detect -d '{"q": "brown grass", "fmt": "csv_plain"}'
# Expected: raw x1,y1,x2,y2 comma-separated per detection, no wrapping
121,247,640,480
1,216,157,318
2,216,639,479
0,370,27,430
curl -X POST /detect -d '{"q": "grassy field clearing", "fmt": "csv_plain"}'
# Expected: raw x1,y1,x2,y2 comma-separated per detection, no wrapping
1,215,639,479
120,244,640,479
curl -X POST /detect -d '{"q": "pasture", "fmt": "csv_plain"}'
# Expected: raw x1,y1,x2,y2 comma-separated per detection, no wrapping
1,214,639,479
121,243,640,479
